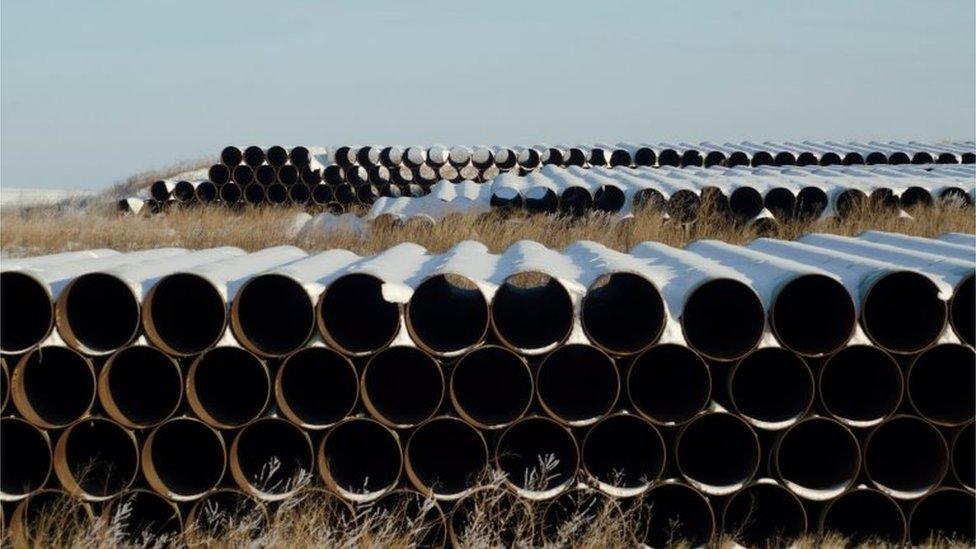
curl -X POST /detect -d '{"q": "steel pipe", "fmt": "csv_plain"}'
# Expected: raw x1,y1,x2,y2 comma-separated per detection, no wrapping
362,346,444,429
449,345,533,430
219,181,242,204
150,180,175,201
244,182,266,204
405,274,489,356
907,344,975,427
255,164,277,185
677,412,760,496
819,487,906,545
266,182,288,204
495,416,579,500
450,487,533,547
773,417,860,501
275,345,358,429
818,345,903,428
318,417,402,502
230,417,313,501
290,146,311,167
0,417,51,501
952,421,975,491
729,348,814,430
864,415,948,499
490,272,574,355
221,146,243,166
142,417,225,501
405,416,488,501
580,272,666,356
634,481,715,548
9,490,94,549
364,490,447,549
231,273,317,358
98,345,182,429
196,180,217,203
232,164,254,186
317,273,401,355
722,480,808,547
536,344,619,426
539,488,621,545
185,489,269,539
54,417,139,501
909,488,976,545
12,346,95,429
243,146,265,167
581,413,664,497
102,489,181,543
627,344,711,425
208,164,231,185
187,346,269,429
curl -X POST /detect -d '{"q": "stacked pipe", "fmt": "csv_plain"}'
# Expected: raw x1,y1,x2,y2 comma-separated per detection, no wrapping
1,231,973,547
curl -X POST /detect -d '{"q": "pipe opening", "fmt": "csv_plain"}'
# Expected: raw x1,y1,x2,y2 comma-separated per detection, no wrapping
774,152,798,166
581,273,665,356
537,344,619,426
635,483,715,548
764,187,796,220
187,490,268,538
232,165,254,186
666,189,701,223
491,272,573,354
863,271,946,353
11,491,93,545
658,149,681,167
208,164,230,185
937,152,959,164
524,188,559,213
323,165,345,185
450,346,532,429
265,183,287,204
582,414,664,494
729,187,764,221
278,165,299,186
289,146,310,167
496,417,579,498
543,148,564,166
406,417,487,499
105,491,181,542
908,344,975,426
145,418,225,499
821,488,906,545
221,146,242,166
101,346,181,428
366,490,447,549
0,271,51,353
57,418,138,499
318,273,400,354
265,145,287,167
196,181,217,202
682,278,765,361
312,184,333,205
819,345,902,427
951,275,975,346
704,151,726,167
627,344,711,425
865,416,947,499
288,183,311,205
0,417,50,499
796,186,828,220
842,152,864,165
730,348,813,429
900,186,933,209
751,151,775,166
59,273,139,353
594,185,626,212
870,187,899,211
609,149,632,167
723,482,807,547
727,151,750,167
407,274,488,356
452,487,532,546
319,418,401,500
244,182,265,204
865,152,888,165
634,147,656,166
940,187,973,207
255,164,277,185
819,152,842,166
333,183,357,204
559,187,592,216
231,418,312,499
356,184,380,205
772,274,855,356
564,148,586,167
540,489,617,544
301,166,321,185
681,150,703,167
775,418,859,500
363,346,443,428
233,274,314,357
678,413,759,495
14,346,94,427
888,152,910,165
909,489,976,544
277,347,358,428
369,166,392,186
189,346,269,428
145,273,225,356
379,183,401,198
911,152,935,164
952,422,975,490
243,146,265,167
633,188,667,212
150,180,172,201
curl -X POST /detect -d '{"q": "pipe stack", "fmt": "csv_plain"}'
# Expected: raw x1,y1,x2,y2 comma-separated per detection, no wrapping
1,231,973,546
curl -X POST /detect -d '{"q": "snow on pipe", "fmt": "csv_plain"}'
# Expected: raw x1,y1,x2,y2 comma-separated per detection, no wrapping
951,421,975,490
581,413,665,497
361,346,444,429
495,416,580,500
98,345,182,429
536,344,619,427
318,417,402,502
53,417,139,501
185,489,269,538
627,344,711,426
405,274,489,357
142,417,226,501
908,488,976,545
906,344,975,427
722,481,808,546
0,417,51,501
676,412,760,496
819,487,906,545
405,416,488,501
100,490,182,543
187,346,270,429
728,348,814,431
449,345,533,430
8,490,95,548
229,417,313,501
634,482,716,548
863,415,948,500
773,416,861,501
818,345,903,428
11,346,95,429
275,345,358,429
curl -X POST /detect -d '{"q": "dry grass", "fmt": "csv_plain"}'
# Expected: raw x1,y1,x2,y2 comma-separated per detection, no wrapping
1,199,973,257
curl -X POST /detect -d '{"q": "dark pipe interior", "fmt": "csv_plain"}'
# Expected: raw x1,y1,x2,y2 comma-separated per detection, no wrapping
279,347,358,427
912,152,935,164
321,419,400,495
565,148,586,167
277,165,299,186
842,152,865,165
731,348,812,426
910,489,976,544
364,347,442,426
583,414,663,488
658,149,681,167
356,184,379,205
628,344,711,424
666,189,701,222
63,273,140,352
191,347,268,426
751,151,775,166
772,274,855,356
0,418,50,497
821,489,906,545
519,149,541,169
16,491,92,538
451,346,532,428
608,149,631,167
888,152,910,165
774,151,799,166
301,166,321,185
235,274,314,356
197,181,217,202
234,419,311,495
190,491,267,536
266,183,288,204
147,273,225,355
704,151,726,167
334,183,357,204
682,278,765,361
174,181,196,203
796,186,828,220
681,150,703,167
866,152,888,165
369,166,391,185
524,188,559,213
586,149,608,167
266,145,288,167
106,347,181,426
820,152,842,166
544,148,564,166
208,164,230,185
408,418,486,495
729,187,764,220
19,347,94,426
369,491,446,548
357,147,379,168
541,490,614,543
243,146,265,167
636,483,715,547
220,182,242,204
634,147,656,166
953,422,975,489
633,188,666,212
866,416,947,495
323,165,345,185
244,183,266,204
492,274,572,352
496,417,578,493
0,271,51,353
255,164,276,185
149,419,224,497
594,185,626,212
965,152,976,163
150,180,172,201
723,483,806,546
312,184,333,205
582,273,664,355
795,152,818,166
221,146,243,166
289,183,311,204
727,151,750,167
870,187,899,211
937,152,959,164
764,187,796,220
951,276,975,346
63,419,137,497
863,271,945,353
940,187,973,207
408,275,488,354
333,146,354,168
703,187,729,213
289,146,310,167
537,345,618,424
319,274,399,354
678,414,759,490
819,345,902,425
900,186,933,209
108,491,181,542
776,418,859,494
909,344,975,426
232,165,254,186
559,187,592,216
453,489,529,545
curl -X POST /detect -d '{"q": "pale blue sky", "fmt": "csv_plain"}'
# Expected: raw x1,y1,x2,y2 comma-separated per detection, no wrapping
2,1,974,189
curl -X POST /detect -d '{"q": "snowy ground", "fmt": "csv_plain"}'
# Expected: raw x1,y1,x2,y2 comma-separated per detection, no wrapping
0,187,97,207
